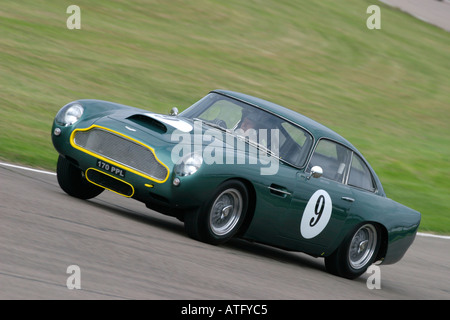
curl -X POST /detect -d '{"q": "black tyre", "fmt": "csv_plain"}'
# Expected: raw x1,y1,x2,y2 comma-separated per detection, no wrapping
325,223,380,279
56,155,104,200
184,180,248,245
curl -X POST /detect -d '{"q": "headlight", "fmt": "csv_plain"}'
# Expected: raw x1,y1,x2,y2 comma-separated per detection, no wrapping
55,103,84,126
174,153,203,176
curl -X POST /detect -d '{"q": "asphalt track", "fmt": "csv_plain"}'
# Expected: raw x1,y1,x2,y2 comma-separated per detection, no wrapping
380,0,450,32
0,163,449,300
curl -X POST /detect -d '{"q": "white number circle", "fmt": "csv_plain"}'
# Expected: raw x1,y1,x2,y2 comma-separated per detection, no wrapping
300,190,332,239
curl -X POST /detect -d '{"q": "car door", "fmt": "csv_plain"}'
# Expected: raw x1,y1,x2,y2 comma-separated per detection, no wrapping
280,139,355,252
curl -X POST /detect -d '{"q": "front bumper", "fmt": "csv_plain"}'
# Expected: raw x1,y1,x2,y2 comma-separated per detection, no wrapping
52,120,224,216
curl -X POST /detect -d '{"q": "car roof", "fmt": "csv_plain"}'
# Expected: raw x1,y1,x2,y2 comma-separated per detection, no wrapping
211,90,385,196
212,89,355,150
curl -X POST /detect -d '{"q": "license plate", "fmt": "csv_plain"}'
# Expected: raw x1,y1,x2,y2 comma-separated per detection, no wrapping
96,159,126,178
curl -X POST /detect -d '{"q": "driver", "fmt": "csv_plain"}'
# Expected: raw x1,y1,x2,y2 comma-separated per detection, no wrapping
235,111,263,144
238,116,256,132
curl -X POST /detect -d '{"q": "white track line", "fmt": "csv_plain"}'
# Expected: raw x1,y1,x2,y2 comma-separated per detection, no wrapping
0,161,56,176
417,232,450,240
0,161,449,239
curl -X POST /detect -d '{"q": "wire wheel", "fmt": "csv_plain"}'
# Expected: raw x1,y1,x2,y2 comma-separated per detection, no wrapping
209,188,243,236
184,180,249,245
325,222,381,279
348,224,378,270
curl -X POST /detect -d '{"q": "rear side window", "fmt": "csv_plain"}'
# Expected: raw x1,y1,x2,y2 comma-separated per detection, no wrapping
307,139,377,193
348,154,376,192
308,139,351,183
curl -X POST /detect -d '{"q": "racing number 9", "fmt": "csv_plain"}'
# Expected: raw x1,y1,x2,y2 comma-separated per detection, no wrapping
310,195,325,227
300,190,332,239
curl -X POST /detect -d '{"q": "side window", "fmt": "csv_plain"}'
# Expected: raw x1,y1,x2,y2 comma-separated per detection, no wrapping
348,154,376,192
278,122,313,167
308,139,351,183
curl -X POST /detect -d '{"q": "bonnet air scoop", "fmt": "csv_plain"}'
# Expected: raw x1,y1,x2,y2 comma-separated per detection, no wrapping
127,114,167,133
126,113,193,133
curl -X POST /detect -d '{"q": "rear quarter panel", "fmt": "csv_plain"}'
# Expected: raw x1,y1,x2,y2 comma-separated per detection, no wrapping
340,188,421,264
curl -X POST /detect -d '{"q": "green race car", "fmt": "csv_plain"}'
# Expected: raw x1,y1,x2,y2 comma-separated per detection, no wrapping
51,90,421,279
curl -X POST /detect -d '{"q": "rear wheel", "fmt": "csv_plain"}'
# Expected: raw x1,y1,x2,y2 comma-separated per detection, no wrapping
325,223,380,279
56,155,104,200
184,180,248,245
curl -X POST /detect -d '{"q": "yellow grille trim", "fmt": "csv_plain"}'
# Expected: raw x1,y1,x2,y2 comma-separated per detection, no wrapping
70,125,170,183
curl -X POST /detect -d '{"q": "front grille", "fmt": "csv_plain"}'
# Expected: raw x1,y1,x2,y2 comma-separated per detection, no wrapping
73,126,168,182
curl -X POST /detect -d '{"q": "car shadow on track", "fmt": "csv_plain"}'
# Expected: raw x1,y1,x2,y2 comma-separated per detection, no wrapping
226,238,327,272
81,195,328,276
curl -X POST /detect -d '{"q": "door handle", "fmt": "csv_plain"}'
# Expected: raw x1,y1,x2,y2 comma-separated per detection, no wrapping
341,196,355,202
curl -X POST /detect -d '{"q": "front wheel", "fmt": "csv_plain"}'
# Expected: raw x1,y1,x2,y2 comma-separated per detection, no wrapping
325,223,380,279
56,155,104,200
184,180,248,245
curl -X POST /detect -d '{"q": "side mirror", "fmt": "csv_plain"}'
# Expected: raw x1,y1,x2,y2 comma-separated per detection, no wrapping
310,166,323,179
169,107,179,116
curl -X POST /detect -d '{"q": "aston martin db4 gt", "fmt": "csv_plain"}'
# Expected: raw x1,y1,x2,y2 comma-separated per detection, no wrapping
51,90,421,279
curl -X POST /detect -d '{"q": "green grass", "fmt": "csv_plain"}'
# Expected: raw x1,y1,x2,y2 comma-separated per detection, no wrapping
0,0,449,234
